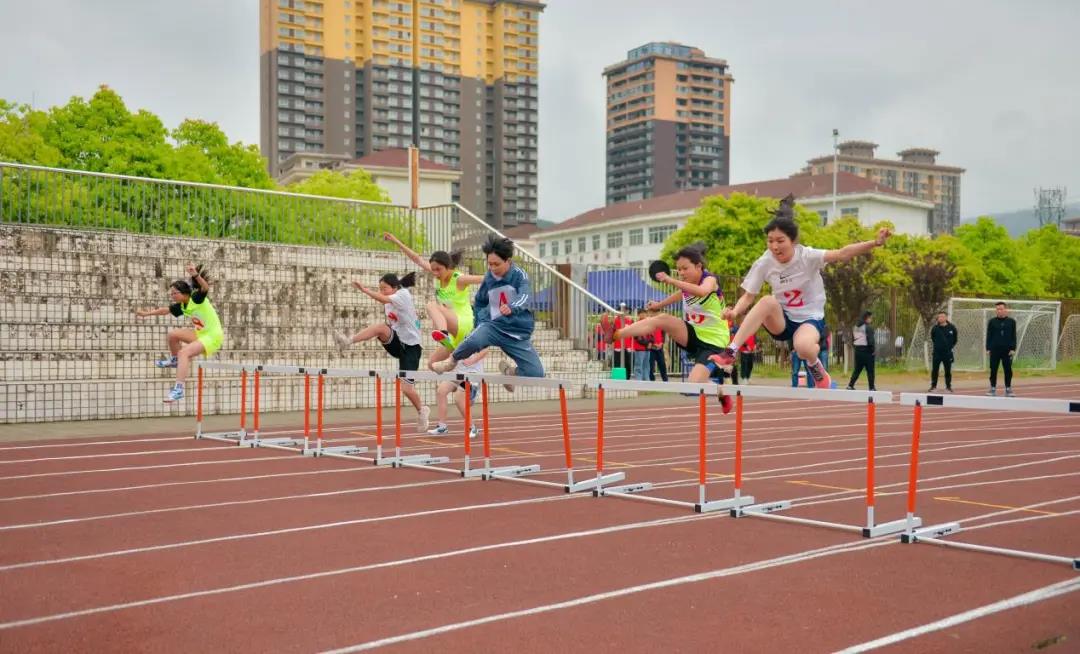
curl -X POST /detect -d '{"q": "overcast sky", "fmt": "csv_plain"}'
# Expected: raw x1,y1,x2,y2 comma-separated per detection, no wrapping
2,0,1078,222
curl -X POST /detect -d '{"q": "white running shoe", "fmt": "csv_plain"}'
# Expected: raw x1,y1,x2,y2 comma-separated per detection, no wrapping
469,425,479,440
430,357,456,374
427,423,448,436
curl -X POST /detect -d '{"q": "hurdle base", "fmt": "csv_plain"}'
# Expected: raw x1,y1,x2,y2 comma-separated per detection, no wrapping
731,500,791,518
461,467,489,478
900,521,960,543
696,495,755,514
253,437,305,453
316,445,369,457
594,482,653,497
391,454,451,468
483,465,541,480
863,517,921,538
199,431,247,445
565,472,625,493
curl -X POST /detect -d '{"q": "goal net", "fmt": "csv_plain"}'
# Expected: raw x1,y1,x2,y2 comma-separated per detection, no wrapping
906,298,1060,371
1057,313,1080,363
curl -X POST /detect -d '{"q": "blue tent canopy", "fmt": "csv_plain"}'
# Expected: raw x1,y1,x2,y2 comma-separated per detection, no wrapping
529,269,669,312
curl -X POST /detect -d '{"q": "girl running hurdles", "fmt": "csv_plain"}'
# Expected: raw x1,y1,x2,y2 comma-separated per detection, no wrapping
427,350,487,439
334,272,431,431
383,232,484,368
430,234,544,388
599,243,735,412
135,263,222,404
709,195,891,389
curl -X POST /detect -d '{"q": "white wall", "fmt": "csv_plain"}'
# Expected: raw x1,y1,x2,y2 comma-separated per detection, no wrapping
372,172,455,207
801,195,931,236
535,213,690,267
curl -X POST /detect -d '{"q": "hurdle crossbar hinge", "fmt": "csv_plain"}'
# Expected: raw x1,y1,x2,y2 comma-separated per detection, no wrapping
565,472,625,493
199,430,247,445
317,445,369,457
391,454,451,468
594,482,653,497
863,517,921,538
482,464,541,480
900,521,960,543
696,495,755,514
732,500,791,518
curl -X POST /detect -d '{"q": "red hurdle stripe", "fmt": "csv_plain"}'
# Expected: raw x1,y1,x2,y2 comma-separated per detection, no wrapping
698,390,707,486
463,380,472,457
303,373,311,438
317,373,324,442
906,401,924,515
559,386,573,471
375,375,383,447
866,398,876,510
196,366,204,424
596,386,605,475
240,369,247,431
734,393,744,491
481,381,491,460
253,370,261,434
395,377,402,451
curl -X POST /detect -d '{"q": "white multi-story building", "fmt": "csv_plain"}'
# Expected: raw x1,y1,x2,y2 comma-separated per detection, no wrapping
536,172,933,268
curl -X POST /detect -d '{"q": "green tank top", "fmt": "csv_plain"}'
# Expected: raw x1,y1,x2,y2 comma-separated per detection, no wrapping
682,271,729,348
436,271,472,319
182,295,223,337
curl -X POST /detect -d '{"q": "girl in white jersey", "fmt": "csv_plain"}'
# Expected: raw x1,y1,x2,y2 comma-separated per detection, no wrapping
710,195,890,389
335,272,430,431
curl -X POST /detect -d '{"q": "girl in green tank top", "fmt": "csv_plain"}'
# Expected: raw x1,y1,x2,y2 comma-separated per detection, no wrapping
135,263,223,404
384,232,485,370
598,243,736,413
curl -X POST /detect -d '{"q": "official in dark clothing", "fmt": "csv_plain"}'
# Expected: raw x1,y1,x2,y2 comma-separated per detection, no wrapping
929,311,958,392
846,311,876,391
985,301,1017,397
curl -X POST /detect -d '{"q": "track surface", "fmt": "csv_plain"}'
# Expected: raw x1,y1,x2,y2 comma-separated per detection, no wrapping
1,380,1078,653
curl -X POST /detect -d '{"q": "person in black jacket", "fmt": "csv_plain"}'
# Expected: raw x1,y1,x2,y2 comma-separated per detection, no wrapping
985,301,1017,396
846,311,876,391
928,311,958,392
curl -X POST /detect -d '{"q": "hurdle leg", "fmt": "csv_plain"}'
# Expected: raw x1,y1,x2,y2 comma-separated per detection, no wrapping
563,384,623,493
697,390,753,513
862,396,915,536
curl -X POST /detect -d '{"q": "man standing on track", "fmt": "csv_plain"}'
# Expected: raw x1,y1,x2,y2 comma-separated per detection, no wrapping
846,311,876,391
986,301,1017,397
928,311,958,393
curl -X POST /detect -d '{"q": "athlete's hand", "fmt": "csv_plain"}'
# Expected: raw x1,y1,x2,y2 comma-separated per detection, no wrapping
499,303,512,316
875,228,892,246
134,308,149,318
352,281,367,292
645,300,660,311
655,271,670,283
185,263,198,277
383,232,400,244
722,308,736,321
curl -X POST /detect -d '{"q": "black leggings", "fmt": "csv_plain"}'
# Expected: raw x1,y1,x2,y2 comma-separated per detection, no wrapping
848,347,875,390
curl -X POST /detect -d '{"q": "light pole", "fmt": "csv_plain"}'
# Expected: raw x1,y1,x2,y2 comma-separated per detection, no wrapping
831,128,839,224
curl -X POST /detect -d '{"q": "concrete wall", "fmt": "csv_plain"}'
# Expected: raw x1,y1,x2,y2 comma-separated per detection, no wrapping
1,225,607,423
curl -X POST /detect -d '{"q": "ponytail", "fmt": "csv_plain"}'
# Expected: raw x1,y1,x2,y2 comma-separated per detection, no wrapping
380,271,417,289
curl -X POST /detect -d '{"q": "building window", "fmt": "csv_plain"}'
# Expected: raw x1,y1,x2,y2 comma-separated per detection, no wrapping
607,232,623,248
551,241,559,256
592,234,601,250
817,209,828,225
629,228,643,246
564,239,572,254
539,243,546,257
648,225,677,244
578,237,586,252
841,207,859,217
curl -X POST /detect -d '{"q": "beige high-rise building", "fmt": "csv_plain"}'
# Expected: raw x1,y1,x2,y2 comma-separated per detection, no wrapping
795,141,964,234
604,42,733,205
260,0,543,227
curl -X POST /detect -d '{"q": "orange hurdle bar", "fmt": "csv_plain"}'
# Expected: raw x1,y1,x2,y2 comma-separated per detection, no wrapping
394,377,403,459
866,397,876,528
463,380,473,466
316,373,325,449
239,369,248,436
195,366,204,438
595,386,605,488
697,390,707,506
303,373,311,451
374,375,383,460
252,369,260,438
905,400,923,533
482,380,492,469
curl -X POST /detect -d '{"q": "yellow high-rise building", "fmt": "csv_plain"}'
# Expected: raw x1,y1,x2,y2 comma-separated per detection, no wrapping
261,0,544,227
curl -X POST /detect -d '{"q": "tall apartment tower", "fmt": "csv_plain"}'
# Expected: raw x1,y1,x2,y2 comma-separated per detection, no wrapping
260,0,543,228
604,42,732,205
796,141,965,234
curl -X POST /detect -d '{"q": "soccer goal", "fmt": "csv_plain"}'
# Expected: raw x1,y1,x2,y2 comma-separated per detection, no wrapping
944,298,1061,371
1057,313,1080,363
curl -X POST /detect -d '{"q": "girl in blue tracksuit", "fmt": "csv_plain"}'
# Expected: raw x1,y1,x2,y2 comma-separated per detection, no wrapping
430,235,545,382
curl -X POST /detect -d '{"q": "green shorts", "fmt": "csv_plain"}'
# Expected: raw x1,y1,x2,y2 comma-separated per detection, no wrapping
196,330,224,357
446,312,475,350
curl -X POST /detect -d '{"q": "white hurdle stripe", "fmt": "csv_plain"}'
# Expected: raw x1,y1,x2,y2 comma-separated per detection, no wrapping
900,392,1080,414
590,379,892,405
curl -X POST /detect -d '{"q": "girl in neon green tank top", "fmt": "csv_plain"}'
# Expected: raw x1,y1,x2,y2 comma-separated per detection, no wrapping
135,263,224,404
385,232,485,370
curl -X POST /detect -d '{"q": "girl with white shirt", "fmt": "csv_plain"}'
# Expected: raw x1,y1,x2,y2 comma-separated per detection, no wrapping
710,195,890,390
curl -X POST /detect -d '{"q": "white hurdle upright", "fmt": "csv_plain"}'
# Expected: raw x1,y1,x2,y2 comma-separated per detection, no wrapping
898,392,1080,571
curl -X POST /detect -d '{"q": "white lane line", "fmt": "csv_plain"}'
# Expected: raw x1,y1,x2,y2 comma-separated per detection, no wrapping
0,455,298,481
0,478,465,531
0,494,580,572
834,577,1080,653
0,446,257,465
0,511,715,630
319,540,893,653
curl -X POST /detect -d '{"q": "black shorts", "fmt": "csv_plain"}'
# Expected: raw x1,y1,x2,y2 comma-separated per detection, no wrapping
680,322,727,367
381,332,422,376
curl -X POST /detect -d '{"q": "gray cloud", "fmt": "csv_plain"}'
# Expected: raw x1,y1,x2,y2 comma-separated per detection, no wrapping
2,0,1078,222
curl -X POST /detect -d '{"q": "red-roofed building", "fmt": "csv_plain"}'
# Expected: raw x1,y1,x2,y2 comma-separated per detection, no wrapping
535,172,933,269
274,149,461,206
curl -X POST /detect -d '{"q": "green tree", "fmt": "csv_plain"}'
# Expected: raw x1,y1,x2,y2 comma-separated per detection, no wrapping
954,217,1044,296
171,119,275,189
0,100,61,165
1021,224,1080,298
284,168,390,202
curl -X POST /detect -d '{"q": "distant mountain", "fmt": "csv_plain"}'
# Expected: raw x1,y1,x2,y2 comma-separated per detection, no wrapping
536,218,557,230
962,203,1080,238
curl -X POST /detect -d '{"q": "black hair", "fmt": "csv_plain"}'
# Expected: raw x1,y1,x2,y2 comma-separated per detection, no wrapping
481,234,515,260
380,272,417,289
995,301,1007,307
674,241,708,266
170,280,193,296
763,194,799,242
429,250,463,269
171,263,209,297
861,311,873,322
